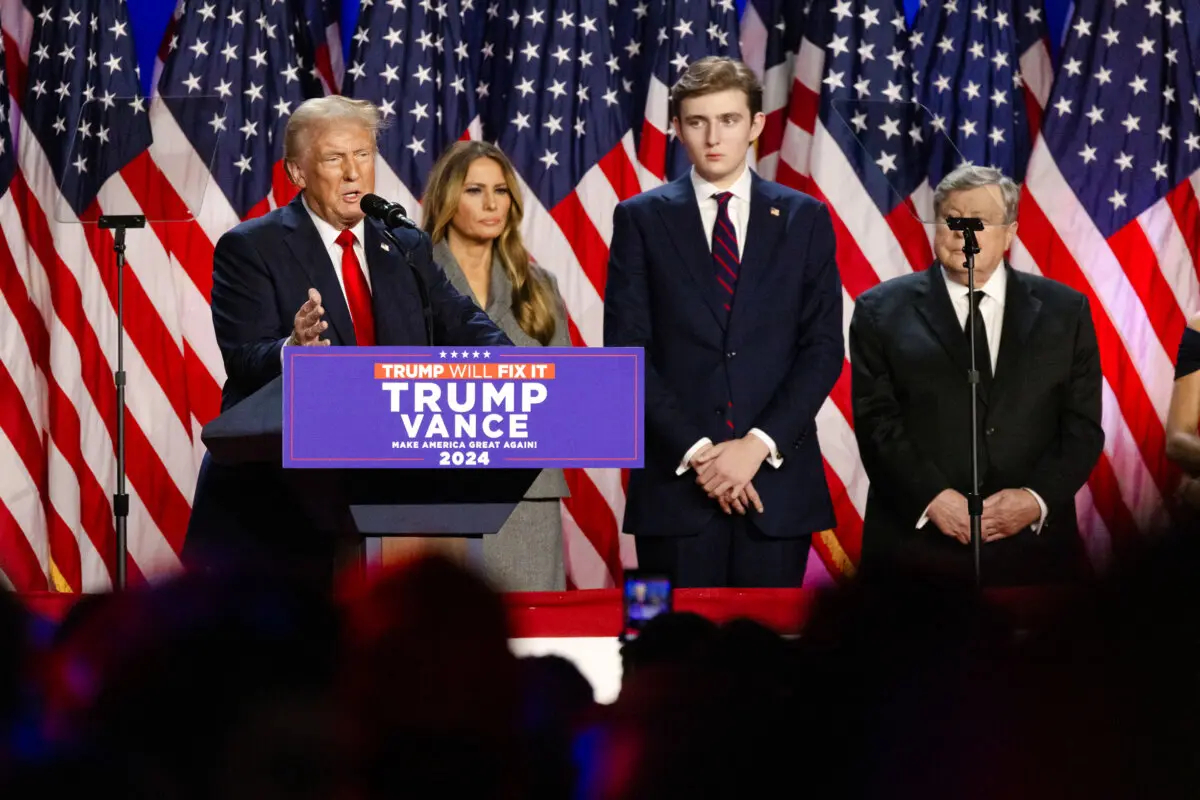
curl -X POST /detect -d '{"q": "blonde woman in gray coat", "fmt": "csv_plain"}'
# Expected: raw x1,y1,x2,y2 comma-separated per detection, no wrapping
422,141,571,591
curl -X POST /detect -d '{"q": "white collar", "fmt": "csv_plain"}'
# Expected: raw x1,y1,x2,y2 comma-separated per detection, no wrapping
690,163,753,203
941,263,1007,306
301,192,366,250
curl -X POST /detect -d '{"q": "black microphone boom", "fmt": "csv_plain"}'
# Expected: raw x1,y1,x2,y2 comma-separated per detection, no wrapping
361,193,419,230
358,193,434,346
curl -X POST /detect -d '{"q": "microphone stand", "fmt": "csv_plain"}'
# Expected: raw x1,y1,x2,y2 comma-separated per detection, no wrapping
99,214,146,591
377,226,434,346
948,216,985,587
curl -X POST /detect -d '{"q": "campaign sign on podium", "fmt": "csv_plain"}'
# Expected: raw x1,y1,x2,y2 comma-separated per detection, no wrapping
282,346,643,469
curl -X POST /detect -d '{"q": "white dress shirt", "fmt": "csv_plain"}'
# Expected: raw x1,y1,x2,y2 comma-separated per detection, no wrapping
943,263,1005,374
915,265,1048,532
676,165,784,476
282,195,370,359
302,193,371,295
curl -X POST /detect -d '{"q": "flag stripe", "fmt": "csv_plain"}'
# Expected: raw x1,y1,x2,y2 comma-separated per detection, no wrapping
563,466,622,585
1009,236,1138,544
10,171,187,562
1163,181,1200,299
0,191,84,590
1016,186,1177,505
0,495,44,591
1105,222,1186,368
0,364,50,589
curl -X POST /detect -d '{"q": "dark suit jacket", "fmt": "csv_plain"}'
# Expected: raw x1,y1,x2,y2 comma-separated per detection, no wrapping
604,172,844,541
850,264,1104,586
185,194,510,567
212,193,509,412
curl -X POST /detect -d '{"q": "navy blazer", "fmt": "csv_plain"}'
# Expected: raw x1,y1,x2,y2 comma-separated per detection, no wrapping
184,194,509,566
211,193,510,411
604,172,844,540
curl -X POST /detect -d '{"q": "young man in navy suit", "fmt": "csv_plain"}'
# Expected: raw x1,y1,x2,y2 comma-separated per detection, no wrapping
185,97,509,573
604,58,844,587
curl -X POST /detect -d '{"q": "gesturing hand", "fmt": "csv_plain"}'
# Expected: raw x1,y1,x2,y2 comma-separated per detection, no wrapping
291,288,330,346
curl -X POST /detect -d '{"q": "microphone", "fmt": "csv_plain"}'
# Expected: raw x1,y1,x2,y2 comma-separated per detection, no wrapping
360,193,419,230
358,193,434,345
944,216,984,232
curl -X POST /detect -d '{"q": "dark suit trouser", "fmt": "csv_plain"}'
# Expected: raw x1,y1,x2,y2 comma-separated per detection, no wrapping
635,516,810,588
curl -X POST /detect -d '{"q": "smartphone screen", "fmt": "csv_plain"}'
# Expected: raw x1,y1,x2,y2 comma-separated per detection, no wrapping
621,572,672,641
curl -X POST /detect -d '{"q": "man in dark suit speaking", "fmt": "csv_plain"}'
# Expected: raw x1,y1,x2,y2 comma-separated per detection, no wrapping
185,96,509,569
850,165,1104,586
604,58,844,587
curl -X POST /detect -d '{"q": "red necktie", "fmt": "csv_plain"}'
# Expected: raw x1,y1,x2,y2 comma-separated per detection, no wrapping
335,228,375,346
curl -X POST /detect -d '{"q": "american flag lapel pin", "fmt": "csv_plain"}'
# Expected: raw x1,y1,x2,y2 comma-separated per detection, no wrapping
770,207,780,217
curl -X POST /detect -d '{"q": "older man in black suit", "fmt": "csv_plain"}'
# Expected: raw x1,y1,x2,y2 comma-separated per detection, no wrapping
850,165,1104,586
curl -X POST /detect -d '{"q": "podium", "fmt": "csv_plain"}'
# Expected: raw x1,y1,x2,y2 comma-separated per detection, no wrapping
200,375,541,570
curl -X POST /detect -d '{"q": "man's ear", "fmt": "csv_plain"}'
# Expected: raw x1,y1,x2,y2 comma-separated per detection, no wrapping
1004,220,1018,252
284,160,305,188
748,111,767,144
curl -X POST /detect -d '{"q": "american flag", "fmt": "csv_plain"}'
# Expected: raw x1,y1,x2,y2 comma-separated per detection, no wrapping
150,0,324,551
475,0,522,141
611,0,659,130
636,0,741,181
9,0,1188,591
740,0,806,179
1,0,194,593
1011,0,1200,566
159,0,324,215
758,0,928,580
910,0,1050,185
0,0,328,592
305,0,344,94
0,13,48,593
342,0,483,220
489,0,646,587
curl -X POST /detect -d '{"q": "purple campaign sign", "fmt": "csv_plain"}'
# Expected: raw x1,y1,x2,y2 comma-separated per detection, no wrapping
282,346,644,469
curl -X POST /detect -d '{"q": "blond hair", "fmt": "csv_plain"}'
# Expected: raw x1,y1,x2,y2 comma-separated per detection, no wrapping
283,96,385,171
422,142,558,346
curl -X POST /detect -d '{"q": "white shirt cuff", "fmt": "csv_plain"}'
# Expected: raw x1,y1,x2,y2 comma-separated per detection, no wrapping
280,336,291,365
748,428,783,468
676,437,713,476
916,504,931,529
1023,487,1049,534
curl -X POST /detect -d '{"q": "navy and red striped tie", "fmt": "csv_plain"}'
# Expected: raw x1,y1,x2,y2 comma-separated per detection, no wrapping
711,191,739,317
712,192,739,437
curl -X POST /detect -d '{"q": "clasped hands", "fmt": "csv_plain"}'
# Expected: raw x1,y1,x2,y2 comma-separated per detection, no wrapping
925,487,1040,544
691,436,770,515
